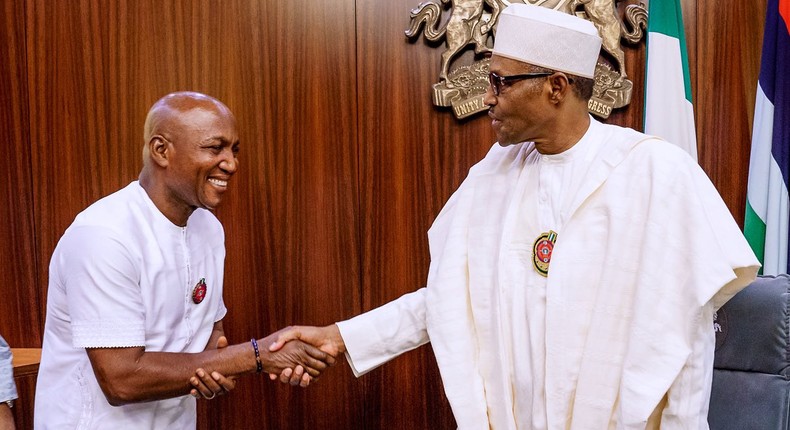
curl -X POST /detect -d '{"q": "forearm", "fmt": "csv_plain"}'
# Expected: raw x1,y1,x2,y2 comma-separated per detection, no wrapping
88,341,257,405
337,288,429,376
0,403,14,430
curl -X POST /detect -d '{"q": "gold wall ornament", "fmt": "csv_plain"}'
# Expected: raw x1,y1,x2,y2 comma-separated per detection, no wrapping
405,0,648,120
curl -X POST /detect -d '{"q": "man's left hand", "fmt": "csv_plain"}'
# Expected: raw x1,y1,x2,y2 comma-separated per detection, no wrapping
190,335,237,399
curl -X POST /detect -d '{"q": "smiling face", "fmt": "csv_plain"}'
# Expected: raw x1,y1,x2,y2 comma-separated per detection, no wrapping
141,92,240,226
164,106,239,216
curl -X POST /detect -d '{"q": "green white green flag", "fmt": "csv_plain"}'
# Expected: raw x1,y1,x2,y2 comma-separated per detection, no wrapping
644,0,697,160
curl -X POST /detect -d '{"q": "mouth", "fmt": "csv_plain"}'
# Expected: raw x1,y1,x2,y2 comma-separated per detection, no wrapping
488,111,501,126
208,178,228,188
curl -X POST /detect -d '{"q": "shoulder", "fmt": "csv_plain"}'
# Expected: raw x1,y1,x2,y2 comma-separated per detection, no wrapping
594,120,693,163
629,137,700,176
594,121,698,175
53,223,139,283
57,183,151,263
71,182,146,232
603,133,713,200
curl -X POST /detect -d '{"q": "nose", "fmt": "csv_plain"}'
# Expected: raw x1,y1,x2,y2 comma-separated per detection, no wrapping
220,149,238,174
483,84,497,107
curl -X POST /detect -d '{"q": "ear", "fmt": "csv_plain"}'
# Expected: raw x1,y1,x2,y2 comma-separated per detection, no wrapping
547,73,572,104
148,135,170,168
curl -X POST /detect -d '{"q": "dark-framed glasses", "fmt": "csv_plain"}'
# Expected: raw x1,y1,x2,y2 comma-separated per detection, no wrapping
488,71,554,96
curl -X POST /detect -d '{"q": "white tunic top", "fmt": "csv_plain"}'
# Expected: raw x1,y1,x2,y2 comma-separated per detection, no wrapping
496,127,602,428
35,181,227,429
338,118,759,429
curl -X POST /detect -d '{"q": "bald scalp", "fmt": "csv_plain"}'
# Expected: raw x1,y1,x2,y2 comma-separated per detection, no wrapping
142,92,233,162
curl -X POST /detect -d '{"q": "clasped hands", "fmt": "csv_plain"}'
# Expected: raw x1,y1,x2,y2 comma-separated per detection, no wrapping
190,324,344,400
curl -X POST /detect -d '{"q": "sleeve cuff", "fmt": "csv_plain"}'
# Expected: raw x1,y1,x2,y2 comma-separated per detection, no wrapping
72,320,146,348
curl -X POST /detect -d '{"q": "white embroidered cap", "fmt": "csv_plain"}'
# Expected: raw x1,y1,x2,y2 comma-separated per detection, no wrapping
492,3,602,79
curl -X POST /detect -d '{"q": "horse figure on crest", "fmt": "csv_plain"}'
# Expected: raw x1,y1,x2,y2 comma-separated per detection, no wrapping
407,0,646,85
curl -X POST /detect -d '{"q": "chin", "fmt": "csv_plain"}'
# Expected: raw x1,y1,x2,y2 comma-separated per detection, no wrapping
497,139,519,147
198,200,222,212
495,130,517,147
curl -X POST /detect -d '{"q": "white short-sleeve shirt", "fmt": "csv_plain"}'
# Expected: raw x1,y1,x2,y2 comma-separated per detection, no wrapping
35,181,227,429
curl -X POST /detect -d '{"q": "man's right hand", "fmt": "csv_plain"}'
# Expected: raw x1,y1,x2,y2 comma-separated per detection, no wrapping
267,325,346,385
268,325,346,357
260,337,335,377
190,333,335,392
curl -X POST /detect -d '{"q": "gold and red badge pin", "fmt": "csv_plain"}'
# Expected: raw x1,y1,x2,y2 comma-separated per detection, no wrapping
532,230,558,277
192,278,207,304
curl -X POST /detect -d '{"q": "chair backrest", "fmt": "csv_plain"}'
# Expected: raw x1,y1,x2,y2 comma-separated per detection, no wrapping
708,274,790,429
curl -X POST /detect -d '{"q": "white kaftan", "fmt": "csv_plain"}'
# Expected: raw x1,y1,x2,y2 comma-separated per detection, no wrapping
338,118,759,429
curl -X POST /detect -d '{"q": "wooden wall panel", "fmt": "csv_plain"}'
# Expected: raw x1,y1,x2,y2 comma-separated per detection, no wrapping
199,0,364,428
26,0,147,324
692,0,767,225
11,373,36,430
0,0,41,348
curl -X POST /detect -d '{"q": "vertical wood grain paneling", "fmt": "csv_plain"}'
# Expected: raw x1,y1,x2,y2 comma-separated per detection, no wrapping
26,0,146,324
197,0,364,428
0,0,41,348
10,373,36,430
694,0,767,225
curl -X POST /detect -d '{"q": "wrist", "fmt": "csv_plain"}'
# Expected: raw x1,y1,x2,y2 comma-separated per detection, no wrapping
330,324,347,354
250,338,263,374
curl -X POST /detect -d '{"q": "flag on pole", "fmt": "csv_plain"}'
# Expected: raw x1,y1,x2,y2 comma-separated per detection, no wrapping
744,0,790,275
643,0,698,160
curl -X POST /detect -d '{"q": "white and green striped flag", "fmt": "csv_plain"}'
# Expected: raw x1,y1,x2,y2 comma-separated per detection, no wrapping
744,0,789,275
643,0,697,160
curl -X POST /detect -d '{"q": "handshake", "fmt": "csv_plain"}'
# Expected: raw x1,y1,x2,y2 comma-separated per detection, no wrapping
189,325,345,400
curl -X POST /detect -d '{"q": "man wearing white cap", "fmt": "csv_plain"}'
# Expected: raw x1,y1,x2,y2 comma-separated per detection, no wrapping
271,3,759,428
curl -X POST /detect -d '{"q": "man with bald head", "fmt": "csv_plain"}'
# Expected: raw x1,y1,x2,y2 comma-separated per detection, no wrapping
34,92,330,428
272,4,760,428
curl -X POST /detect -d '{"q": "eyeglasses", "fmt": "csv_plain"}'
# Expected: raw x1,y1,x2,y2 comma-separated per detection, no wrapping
487,71,555,96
